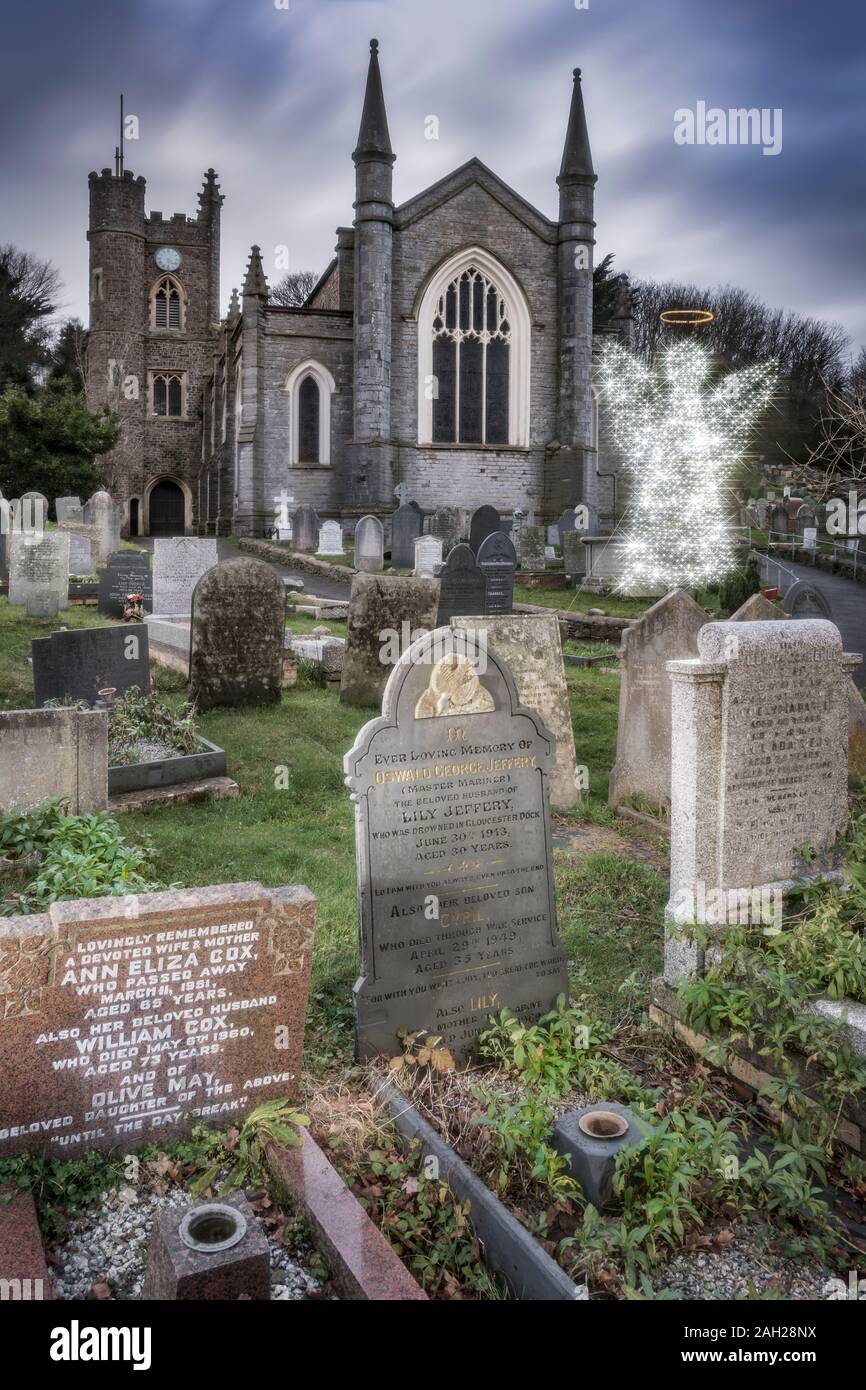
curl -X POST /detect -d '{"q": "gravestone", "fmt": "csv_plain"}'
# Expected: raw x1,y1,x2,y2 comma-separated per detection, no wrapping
0,882,317,1157
339,574,440,708
316,520,344,556
55,496,81,524
20,492,48,525
153,537,218,614
345,626,569,1062
8,532,70,617
468,505,501,556
547,526,560,547
561,530,587,579
476,531,517,614
729,592,783,622
98,550,153,619
413,535,443,579
0,707,107,814
769,504,789,536
785,580,832,621
664,620,855,983
391,502,423,568
32,625,150,706
436,543,487,625
608,589,707,814
517,525,546,570
189,558,286,709
557,508,578,540
354,515,385,573
83,490,121,563
430,506,462,556
754,498,768,527
292,505,320,552
67,534,93,576
452,613,580,810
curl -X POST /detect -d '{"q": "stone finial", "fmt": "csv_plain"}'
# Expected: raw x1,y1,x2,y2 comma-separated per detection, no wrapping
243,246,269,299
198,167,224,214
558,66,595,184
353,37,394,163
227,287,241,322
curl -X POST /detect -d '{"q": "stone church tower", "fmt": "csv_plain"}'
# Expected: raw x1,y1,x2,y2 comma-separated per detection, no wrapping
85,164,222,536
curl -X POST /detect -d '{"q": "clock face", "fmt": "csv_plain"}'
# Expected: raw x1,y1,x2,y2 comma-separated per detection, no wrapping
155,247,182,272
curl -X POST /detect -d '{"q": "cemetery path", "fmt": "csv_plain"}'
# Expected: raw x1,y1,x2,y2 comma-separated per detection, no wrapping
135,538,352,603
759,555,866,689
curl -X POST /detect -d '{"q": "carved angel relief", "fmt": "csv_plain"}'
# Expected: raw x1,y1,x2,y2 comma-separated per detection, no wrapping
414,655,495,720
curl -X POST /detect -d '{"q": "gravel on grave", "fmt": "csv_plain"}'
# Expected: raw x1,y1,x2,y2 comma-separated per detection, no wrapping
654,1224,836,1301
52,1184,331,1301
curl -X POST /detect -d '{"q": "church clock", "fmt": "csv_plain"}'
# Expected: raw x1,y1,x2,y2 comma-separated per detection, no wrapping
155,246,182,272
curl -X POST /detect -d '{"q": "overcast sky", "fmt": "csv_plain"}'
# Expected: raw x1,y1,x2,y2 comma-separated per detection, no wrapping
2,0,864,357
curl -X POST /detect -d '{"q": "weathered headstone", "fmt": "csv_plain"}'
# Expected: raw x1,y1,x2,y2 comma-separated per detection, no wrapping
83,490,121,563
152,537,218,614
316,520,344,556
32,625,150,706
97,550,153,619
189,558,286,709
517,525,546,570
0,882,317,1157
561,530,587,579
292,505,320,552
391,502,423,568
608,589,706,813
430,506,462,556
339,574,440,707
468,505,501,556
557,508,578,539
67,534,93,576
354,515,385,573
476,530,517,614
785,580,833,621
729,592,783,622
769,504,789,536
345,627,569,1062
452,613,580,809
413,535,443,578
664,620,855,983
436,543,487,625
8,532,70,617
0,707,107,814
55,497,82,524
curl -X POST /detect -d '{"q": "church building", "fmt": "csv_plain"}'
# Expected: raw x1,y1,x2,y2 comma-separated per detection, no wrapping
87,40,617,539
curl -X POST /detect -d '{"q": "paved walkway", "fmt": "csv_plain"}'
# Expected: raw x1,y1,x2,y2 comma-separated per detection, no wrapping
759,553,866,689
136,537,352,604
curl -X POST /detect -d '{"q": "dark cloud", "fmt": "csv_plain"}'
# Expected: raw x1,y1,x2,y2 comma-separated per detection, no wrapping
0,0,862,353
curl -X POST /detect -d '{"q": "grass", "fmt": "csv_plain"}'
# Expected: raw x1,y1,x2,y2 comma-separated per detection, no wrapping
0,593,659,1024
514,582,723,619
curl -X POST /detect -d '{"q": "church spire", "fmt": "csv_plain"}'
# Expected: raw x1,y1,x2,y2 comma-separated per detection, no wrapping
558,67,595,184
243,245,268,298
353,39,394,163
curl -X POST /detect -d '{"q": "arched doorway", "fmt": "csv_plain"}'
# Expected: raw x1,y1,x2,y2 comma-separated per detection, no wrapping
129,498,140,536
148,479,185,536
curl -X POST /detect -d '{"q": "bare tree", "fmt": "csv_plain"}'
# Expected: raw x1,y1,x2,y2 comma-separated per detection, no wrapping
0,244,62,390
270,270,319,308
785,378,866,496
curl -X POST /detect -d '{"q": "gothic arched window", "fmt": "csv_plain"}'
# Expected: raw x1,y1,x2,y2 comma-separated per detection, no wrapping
151,275,184,330
417,250,530,448
150,371,186,417
285,361,335,466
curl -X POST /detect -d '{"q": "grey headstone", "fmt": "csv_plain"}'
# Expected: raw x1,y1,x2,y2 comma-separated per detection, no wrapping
609,589,707,812
55,496,82,524
189,558,286,709
316,520,344,556
32,625,150,706
430,506,463,556
785,580,832,621
153,537,218,615
391,502,423,568
83,490,121,563
413,535,443,579
476,531,517,614
98,551,153,619
344,626,569,1062
0,707,107,814
561,531,587,578
339,574,440,708
354,515,385,573
8,532,69,617
436,543,487,625
516,525,546,570
468,505,501,556
292,505,320,552
68,535,93,576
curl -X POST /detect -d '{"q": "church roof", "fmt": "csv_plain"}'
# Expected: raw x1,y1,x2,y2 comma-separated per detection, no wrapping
395,157,557,242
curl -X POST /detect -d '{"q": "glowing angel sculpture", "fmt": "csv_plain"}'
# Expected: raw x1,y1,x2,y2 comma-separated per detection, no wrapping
596,339,777,590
